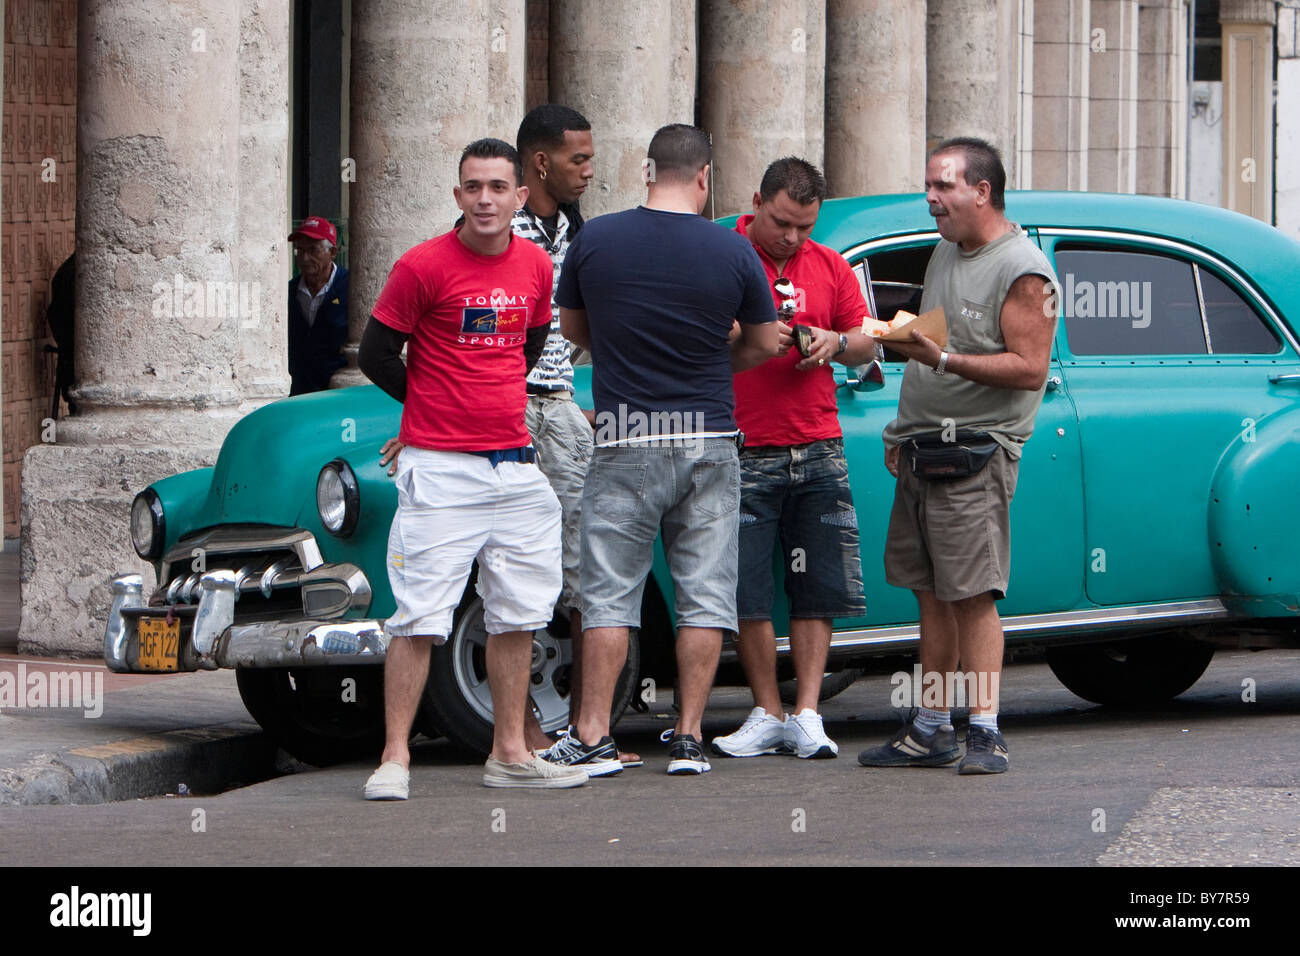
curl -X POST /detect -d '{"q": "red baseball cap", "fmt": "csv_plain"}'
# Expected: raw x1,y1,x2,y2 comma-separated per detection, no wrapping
288,216,338,244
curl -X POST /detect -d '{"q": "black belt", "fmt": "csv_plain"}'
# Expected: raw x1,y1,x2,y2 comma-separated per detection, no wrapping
526,385,571,397
468,447,537,467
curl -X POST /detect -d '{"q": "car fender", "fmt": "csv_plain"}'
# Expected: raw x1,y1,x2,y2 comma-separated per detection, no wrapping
1208,409,1300,617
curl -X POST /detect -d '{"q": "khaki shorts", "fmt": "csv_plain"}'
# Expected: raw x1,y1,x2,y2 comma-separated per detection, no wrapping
884,445,1019,602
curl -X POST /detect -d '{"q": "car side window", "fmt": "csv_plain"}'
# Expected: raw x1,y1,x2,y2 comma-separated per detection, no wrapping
853,243,936,362
1054,249,1206,355
1198,269,1281,354
1054,246,1281,356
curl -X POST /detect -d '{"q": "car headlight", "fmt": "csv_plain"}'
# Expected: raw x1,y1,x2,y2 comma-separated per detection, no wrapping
130,489,165,560
316,459,360,537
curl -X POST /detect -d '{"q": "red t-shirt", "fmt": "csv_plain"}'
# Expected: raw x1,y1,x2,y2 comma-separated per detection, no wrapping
731,215,870,446
371,229,553,451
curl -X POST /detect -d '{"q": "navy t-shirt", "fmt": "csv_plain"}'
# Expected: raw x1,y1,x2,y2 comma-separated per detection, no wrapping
555,206,776,434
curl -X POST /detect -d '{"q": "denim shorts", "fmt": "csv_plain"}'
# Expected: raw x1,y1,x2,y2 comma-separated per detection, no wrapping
737,438,866,621
580,439,740,632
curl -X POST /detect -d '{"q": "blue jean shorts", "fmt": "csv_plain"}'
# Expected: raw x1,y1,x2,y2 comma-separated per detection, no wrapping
580,439,740,632
737,438,866,621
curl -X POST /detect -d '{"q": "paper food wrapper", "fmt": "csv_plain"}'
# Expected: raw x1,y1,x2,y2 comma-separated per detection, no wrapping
863,307,948,348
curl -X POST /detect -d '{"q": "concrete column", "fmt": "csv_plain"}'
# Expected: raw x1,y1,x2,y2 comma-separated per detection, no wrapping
548,1,695,218
1136,0,1187,198
1220,0,1275,222
1276,3,1300,239
926,0,1023,184
700,0,821,216
1087,0,1139,193
237,0,292,401
22,0,289,654
341,0,524,382
803,0,826,173
1031,0,1089,189
1016,0,1035,189
825,0,926,197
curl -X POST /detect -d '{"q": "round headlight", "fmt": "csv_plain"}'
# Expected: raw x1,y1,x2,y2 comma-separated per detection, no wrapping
130,489,165,560
316,459,360,537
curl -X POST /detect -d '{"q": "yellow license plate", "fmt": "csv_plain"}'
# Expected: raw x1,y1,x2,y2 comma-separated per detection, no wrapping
138,617,180,672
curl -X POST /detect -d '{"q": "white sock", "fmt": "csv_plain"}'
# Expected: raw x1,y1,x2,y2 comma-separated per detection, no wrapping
914,706,952,733
970,712,999,732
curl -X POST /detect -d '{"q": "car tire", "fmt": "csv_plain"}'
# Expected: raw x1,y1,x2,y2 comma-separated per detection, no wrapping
235,666,387,766
778,668,863,706
1045,636,1215,706
422,589,641,756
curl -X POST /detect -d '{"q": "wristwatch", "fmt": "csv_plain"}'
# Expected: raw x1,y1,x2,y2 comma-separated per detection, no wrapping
835,333,848,356
933,350,949,375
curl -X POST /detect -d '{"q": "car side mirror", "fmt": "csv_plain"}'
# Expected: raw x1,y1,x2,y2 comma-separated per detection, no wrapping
846,359,886,392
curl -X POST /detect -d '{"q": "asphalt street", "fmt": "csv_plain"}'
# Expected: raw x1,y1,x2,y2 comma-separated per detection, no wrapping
2,649,1297,867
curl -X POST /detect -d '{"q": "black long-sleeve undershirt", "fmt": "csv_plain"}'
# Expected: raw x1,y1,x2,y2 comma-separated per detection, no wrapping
358,315,551,405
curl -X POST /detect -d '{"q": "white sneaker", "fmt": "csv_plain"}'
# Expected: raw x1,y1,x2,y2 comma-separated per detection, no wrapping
710,707,789,757
364,761,410,800
785,709,838,759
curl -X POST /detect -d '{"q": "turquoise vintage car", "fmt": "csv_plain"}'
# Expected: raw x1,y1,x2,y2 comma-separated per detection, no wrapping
105,191,1300,764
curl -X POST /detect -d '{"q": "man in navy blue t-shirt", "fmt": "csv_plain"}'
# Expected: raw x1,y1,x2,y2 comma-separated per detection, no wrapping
555,124,779,776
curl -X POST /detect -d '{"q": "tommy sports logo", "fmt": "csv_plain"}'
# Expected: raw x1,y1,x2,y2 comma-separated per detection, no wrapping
461,306,527,334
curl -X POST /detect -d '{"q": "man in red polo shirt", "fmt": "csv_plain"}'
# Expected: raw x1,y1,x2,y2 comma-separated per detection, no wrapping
357,138,587,795
712,157,876,761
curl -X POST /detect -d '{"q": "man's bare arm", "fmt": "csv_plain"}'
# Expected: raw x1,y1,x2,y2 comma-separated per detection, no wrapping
559,307,591,350
887,274,1056,390
731,320,782,372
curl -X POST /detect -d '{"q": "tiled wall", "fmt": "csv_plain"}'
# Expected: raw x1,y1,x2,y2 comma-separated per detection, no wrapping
2,0,77,539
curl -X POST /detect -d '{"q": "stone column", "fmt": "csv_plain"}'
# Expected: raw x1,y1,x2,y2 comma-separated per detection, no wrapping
1136,0,1188,198
1087,0,1139,193
21,0,289,655
1220,0,1276,222
1031,0,1090,190
700,0,822,216
340,0,526,383
826,0,926,197
549,0,696,219
1276,3,1300,239
237,0,292,402
925,0,1023,184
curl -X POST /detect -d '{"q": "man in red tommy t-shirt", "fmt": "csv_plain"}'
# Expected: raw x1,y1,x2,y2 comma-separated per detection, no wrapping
712,157,877,762
357,138,587,795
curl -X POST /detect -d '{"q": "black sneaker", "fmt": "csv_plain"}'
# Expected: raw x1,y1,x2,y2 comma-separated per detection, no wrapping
958,725,1009,774
539,733,622,777
857,720,961,767
665,733,711,775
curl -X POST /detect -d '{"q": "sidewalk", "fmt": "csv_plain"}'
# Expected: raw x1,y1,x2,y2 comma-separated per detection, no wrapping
1,542,280,804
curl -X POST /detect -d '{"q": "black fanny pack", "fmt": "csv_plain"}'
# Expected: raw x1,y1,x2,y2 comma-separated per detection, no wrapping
906,430,1000,481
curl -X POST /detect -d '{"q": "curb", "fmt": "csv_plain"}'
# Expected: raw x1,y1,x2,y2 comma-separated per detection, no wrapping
0,727,281,805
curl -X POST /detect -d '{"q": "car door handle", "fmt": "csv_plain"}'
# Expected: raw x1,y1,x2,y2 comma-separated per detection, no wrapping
1046,376,1063,392
1268,372,1300,385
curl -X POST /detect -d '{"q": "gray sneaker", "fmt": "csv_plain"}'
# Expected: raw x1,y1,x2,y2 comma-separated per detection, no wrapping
857,720,961,767
482,754,589,789
958,725,1009,774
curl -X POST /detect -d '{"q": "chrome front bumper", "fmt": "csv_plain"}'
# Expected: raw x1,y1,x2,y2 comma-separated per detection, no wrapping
104,567,387,672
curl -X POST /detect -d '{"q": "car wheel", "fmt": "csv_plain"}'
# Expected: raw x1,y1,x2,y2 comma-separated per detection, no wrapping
778,668,863,706
422,592,641,755
235,666,387,766
1045,636,1215,706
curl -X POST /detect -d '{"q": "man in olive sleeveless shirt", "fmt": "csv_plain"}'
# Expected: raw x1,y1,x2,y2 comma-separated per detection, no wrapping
858,138,1057,775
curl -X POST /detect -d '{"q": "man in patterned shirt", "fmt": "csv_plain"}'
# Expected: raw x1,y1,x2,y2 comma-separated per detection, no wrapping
512,106,640,769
